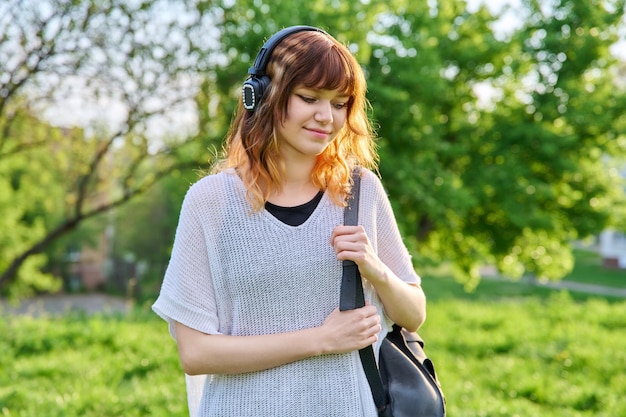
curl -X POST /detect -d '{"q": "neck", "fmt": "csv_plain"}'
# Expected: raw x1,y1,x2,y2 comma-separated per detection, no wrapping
268,157,319,207
283,157,315,184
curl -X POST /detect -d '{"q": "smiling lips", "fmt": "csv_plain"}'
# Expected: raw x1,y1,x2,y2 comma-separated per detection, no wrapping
305,127,331,138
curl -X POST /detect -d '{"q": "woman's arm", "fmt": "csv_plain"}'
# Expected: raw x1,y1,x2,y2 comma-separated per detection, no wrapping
331,225,426,332
362,262,426,332
175,304,381,375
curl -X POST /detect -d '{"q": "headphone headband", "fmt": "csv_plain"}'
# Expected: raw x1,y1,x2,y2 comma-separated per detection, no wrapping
242,25,328,111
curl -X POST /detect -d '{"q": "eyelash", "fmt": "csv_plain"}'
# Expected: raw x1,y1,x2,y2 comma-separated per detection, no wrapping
297,94,347,109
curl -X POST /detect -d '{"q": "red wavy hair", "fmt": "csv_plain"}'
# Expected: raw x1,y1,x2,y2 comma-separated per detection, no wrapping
214,29,378,210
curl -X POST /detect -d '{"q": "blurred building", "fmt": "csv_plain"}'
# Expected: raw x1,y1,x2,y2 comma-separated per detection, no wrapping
599,230,626,269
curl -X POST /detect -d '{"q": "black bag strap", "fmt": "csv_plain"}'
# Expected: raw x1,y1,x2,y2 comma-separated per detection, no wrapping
340,168,389,414
339,168,364,311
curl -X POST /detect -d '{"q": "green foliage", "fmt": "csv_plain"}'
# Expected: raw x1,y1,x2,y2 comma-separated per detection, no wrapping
203,0,626,287
2,0,626,294
111,172,194,295
0,111,71,298
364,0,626,283
0,0,222,293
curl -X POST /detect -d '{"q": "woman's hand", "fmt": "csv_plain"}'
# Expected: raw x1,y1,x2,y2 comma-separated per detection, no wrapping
330,225,383,283
318,306,381,354
330,224,426,333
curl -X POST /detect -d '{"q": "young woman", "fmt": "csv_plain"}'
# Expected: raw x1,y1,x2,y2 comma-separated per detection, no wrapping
153,26,426,417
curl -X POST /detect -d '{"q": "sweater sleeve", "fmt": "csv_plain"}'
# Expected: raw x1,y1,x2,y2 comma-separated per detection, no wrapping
362,169,421,286
152,182,221,338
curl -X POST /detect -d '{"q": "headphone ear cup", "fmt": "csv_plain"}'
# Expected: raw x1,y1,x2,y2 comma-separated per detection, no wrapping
242,75,270,112
242,26,326,112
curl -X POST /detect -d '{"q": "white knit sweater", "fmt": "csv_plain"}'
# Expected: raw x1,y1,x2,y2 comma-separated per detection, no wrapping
153,168,420,417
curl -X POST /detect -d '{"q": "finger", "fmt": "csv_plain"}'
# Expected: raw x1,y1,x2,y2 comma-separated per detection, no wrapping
331,225,362,241
361,322,381,346
330,226,350,245
358,305,379,320
334,240,359,253
335,246,367,264
333,238,360,259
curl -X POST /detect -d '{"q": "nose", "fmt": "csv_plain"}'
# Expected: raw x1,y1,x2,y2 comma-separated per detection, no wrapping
315,101,333,124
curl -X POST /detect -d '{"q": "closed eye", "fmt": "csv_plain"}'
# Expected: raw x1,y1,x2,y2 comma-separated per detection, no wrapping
296,93,348,110
297,94,316,104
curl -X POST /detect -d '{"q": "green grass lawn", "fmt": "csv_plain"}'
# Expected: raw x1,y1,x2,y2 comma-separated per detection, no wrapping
2,292,625,417
564,249,626,288
1,308,188,417
419,291,626,417
416,251,626,417
1,249,625,417
422,248,626,302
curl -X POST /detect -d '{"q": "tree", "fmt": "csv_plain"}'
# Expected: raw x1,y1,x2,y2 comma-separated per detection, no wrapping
110,170,193,294
357,0,626,285
206,0,626,285
2,0,625,296
0,0,221,294
0,114,61,297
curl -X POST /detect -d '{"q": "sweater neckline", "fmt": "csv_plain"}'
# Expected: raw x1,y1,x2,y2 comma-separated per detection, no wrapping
264,191,324,226
226,169,332,229
262,191,329,229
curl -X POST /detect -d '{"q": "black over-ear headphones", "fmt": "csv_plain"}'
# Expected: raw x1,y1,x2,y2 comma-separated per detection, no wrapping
242,25,328,112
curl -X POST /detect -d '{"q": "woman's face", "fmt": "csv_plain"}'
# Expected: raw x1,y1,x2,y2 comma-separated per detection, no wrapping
276,86,349,160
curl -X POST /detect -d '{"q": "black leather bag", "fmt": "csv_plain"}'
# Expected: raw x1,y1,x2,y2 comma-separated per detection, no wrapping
341,169,446,417
378,326,446,417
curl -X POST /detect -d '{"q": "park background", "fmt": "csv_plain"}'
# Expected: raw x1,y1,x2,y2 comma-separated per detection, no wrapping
2,0,626,416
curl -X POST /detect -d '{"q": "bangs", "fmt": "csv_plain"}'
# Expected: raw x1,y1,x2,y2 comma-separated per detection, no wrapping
297,45,356,96
268,31,366,123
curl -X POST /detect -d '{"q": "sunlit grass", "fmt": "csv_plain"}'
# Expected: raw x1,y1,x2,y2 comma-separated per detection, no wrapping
419,292,626,417
565,249,626,288
2,249,625,417
1,309,187,417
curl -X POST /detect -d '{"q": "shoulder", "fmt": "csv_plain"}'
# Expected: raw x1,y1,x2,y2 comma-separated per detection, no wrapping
359,168,381,185
356,168,397,223
359,168,387,199
186,169,238,199
182,170,242,212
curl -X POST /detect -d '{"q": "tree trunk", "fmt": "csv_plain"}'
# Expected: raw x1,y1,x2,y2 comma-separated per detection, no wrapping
0,217,82,289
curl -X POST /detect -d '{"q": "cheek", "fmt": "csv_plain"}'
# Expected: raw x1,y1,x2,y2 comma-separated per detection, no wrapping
334,111,348,129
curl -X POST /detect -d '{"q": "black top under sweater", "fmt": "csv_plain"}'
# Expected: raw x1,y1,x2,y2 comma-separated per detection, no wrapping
265,191,324,226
